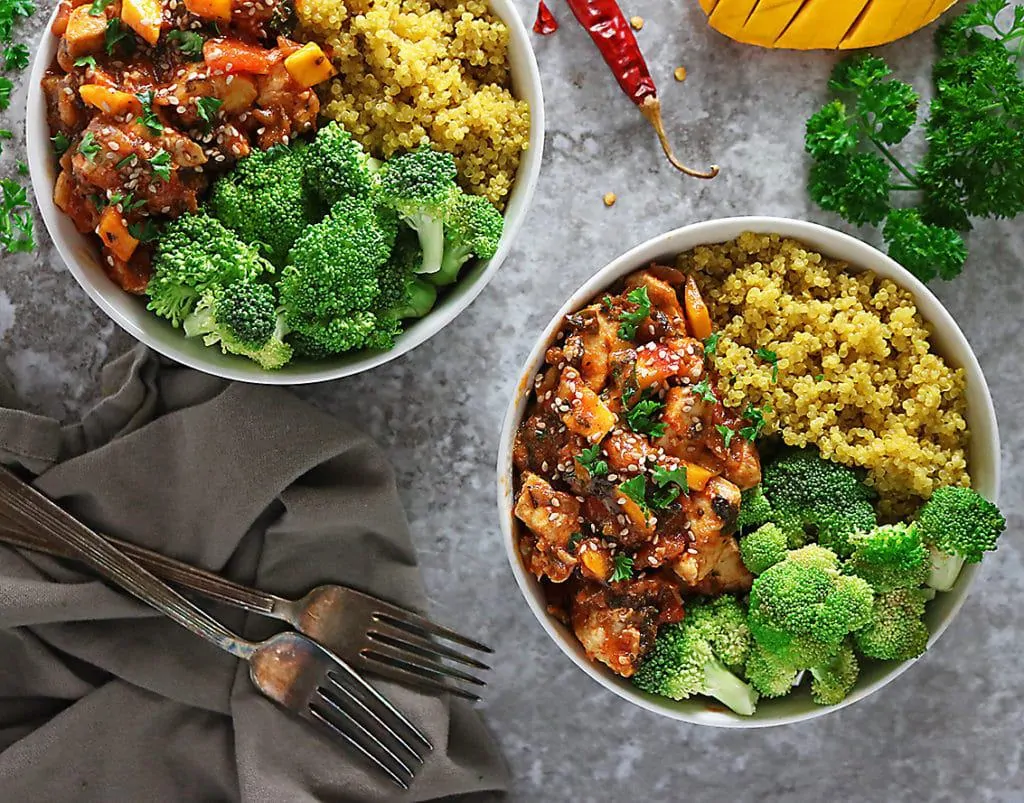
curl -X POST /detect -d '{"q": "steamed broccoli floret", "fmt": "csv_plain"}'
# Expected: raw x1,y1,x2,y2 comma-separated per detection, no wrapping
808,641,859,705
740,523,789,575
209,143,317,267
745,641,800,697
737,485,773,531
147,211,273,327
915,486,1006,591
304,121,380,206
288,312,398,358
376,229,438,321
633,596,758,716
182,280,292,370
761,448,877,556
748,545,874,668
845,523,930,592
431,189,504,286
374,145,457,276
854,587,935,661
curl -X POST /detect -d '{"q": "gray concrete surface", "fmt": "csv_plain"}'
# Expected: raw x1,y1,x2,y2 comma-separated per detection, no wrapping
2,1,1022,799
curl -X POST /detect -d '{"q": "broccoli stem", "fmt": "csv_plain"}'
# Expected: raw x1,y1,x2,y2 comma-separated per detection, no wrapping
408,214,445,275
392,278,438,319
431,246,471,287
927,544,965,592
702,658,758,716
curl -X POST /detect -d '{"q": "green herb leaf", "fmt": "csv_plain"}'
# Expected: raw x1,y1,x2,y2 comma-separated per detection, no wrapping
652,464,689,495
136,90,164,134
89,0,113,16
716,424,736,450
755,347,779,382
148,148,171,181
104,18,134,55
619,475,648,513
625,396,666,439
116,153,138,169
74,55,98,68
610,553,634,582
692,377,717,403
703,331,721,356
128,219,160,242
195,95,222,130
567,531,584,551
3,42,29,69
78,131,100,162
814,373,824,382
108,191,145,213
16,161,27,176
883,207,967,283
1,178,34,254
51,131,70,155
166,29,204,58
0,128,11,156
738,403,770,443
575,443,608,478
617,286,651,340
0,77,12,111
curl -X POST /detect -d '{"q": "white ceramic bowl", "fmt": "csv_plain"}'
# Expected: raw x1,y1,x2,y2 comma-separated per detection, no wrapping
26,0,544,384
497,216,1000,728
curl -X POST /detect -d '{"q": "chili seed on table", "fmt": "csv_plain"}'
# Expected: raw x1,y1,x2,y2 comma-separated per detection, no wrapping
629,15,644,30
674,66,687,82
603,192,617,207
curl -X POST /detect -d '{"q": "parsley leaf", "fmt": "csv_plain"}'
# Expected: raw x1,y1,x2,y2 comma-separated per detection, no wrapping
617,286,651,339
814,373,824,382
755,347,779,382
738,403,770,443
0,129,11,155
619,475,648,513
195,96,222,130
108,191,145,213
883,208,966,282
104,18,134,55
78,131,100,161
116,153,138,169
1,178,34,254
166,29,205,58
0,77,12,111
3,43,28,69
149,149,171,181
716,424,736,449
625,394,666,438
703,331,721,356
692,377,717,403
575,443,608,478
649,484,680,509
16,161,26,176
567,531,584,551
74,55,98,69
89,0,113,15
128,219,160,242
610,553,634,582
136,90,164,134
52,131,70,155
652,464,689,495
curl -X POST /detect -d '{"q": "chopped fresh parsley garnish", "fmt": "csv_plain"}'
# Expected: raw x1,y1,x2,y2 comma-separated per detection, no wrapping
703,331,721,356
625,394,666,438
738,403,770,442
108,191,145,213
104,18,134,55
136,90,164,134
576,443,608,478
167,29,205,58
0,0,34,41
78,131,101,162
128,219,160,242
601,295,614,310
567,531,584,551
814,373,825,382
3,43,29,70
149,149,172,181
652,464,689,495
610,553,634,582
16,161,26,176
755,346,779,382
89,0,113,15
116,153,138,169
0,77,12,111
619,475,649,513
716,424,737,449
0,129,11,156
195,96,223,130
692,377,717,403
52,131,70,155
1,178,34,254
617,286,651,339
74,55,98,69
649,483,680,509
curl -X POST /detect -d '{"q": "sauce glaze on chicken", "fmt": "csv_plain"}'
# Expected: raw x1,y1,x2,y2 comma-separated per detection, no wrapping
512,266,762,678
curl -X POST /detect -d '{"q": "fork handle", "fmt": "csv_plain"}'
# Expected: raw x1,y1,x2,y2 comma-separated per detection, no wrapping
0,468,258,660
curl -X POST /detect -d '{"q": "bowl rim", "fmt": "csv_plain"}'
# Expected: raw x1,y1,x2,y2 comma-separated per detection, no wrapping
25,0,545,385
496,215,1001,728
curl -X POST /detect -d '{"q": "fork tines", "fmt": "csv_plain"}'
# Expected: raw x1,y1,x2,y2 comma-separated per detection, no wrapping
362,602,493,702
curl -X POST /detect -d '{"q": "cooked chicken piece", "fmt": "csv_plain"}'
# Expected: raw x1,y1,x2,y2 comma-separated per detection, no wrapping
53,170,101,235
686,538,754,596
581,491,652,549
602,429,655,474
555,367,617,443
104,248,152,295
250,62,319,148
64,5,107,58
624,269,688,339
562,303,629,392
708,414,762,490
657,385,715,461
634,337,705,392
571,576,684,677
512,410,569,475
514,472,582,583
42,72,86,133
671,476,743,584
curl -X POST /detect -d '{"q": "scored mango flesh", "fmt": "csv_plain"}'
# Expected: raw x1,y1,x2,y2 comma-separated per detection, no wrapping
699,0,958,49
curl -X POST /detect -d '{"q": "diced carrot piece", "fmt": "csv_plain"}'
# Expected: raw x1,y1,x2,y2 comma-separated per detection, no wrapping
683,275,712,340
682,462,717,492
580,549,611,582
203,37,277,74
556,367,617,442
121,0,163,45
185,0,231,22
283,42,336,88
64,5,107,57
97,206,140,261
79,84,143,116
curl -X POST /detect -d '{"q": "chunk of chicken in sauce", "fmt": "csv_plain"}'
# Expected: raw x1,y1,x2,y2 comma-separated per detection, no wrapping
571,575,684,678
514,472,582,583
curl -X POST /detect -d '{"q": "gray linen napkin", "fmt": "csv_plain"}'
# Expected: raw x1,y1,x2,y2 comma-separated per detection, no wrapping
0,345,508,802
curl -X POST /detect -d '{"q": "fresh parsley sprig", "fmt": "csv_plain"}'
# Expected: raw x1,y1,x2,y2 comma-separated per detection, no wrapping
196,96,222,130
3,42,28,69
167,29,205,58
619,475,648,513
617,286,651,339
692,377,717,403
738,403,770,442
1,178,34,254
610,553,634,582
625,395,666,438
576,443,608,478
755,347,779,382
716,424,737,449
136,90,164,134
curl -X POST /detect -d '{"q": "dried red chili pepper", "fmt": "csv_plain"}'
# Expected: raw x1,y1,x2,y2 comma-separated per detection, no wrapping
563,0,718,179
534,1,558,34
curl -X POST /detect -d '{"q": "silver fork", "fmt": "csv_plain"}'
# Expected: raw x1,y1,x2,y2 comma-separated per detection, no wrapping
0,467,430,789
0,498,492,701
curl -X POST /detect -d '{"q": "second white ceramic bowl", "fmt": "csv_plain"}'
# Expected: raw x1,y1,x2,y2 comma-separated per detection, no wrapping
25,0,544,384
497,216,1000,728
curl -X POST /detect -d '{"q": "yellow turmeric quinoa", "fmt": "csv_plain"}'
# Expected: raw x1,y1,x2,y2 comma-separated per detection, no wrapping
679,232,970,517
294,0,530,208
